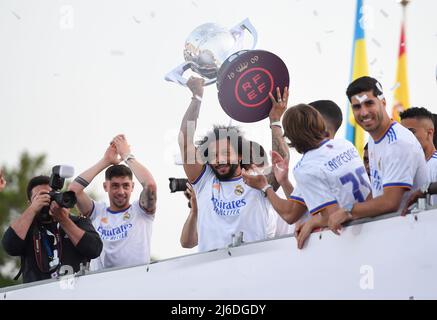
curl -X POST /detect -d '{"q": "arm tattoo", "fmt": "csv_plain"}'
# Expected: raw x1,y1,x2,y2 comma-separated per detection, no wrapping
140,187,157,214
74,176,90,188
272,127,289,160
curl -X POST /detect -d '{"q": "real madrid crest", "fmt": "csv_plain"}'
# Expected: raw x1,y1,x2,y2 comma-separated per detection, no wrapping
234,184,244,196
123,212,131,221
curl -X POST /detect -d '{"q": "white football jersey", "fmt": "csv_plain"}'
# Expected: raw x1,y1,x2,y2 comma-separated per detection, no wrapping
290,139,371,215
368,122,428,210
192,165,272,252
426,151,437,206
89,200,154,271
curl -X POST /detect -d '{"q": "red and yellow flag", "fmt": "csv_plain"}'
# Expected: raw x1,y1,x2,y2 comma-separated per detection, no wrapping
392,23,410,121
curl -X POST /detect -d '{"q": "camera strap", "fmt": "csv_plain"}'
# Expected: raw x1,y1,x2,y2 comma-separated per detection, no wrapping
33,223,63,275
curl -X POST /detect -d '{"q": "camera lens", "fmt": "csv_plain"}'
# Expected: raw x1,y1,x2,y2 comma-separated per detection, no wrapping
169,178,189,193
51,191,77,208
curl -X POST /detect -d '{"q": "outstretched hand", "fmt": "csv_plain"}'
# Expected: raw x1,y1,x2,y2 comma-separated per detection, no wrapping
269,86,289,121
271,151,289,185
112,134,132,160
242,166,269,190
104,143,122,166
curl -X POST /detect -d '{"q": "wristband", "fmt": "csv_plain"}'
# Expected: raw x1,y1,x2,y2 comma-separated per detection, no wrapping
123,153,135,163
192,95,202,102
261,184,273,197
270,121,282,129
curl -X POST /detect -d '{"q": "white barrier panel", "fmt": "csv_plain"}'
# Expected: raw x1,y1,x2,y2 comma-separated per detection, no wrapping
1,209,437,299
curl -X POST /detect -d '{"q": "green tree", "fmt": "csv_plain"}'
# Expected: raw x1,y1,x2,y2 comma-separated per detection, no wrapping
0,151,48,288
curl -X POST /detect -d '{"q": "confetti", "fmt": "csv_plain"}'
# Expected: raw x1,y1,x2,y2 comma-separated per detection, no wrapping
371,38,381,47
11,10,21,19
132,16,141,24
110,50,125,56
316,41,322,54
391,82,400,91
370,58,378,65
380,9,389,18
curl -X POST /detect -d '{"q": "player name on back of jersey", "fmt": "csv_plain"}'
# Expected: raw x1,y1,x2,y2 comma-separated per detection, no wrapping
324,147,360,172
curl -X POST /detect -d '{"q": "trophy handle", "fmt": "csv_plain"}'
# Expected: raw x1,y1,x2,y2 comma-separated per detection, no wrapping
165,62,191,86
165,62,217,86
230,18,258,50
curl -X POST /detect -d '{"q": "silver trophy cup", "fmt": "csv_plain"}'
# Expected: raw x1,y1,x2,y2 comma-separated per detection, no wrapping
165,18,258,86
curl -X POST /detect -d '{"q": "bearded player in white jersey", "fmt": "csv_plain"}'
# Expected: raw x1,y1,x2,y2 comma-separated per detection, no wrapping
242,104,371,249
328,76,428,233
178,77,288,252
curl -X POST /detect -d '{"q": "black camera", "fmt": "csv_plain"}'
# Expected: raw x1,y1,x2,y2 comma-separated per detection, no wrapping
38,165,77,223
169,177,189,193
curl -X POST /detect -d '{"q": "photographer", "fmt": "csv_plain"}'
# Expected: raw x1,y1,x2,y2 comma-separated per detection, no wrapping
1,176,103,283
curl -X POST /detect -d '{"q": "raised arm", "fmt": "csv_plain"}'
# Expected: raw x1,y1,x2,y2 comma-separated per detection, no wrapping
178,77,206,182
68,144,121,217
266,87,290,191
10,190,51,240
112,134,157,214
180,183,198,248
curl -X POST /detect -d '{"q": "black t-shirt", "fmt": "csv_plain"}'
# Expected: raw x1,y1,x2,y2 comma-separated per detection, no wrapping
2,215,103,283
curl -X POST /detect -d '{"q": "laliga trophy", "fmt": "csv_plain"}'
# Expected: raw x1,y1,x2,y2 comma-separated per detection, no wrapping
165,18,258,86
166,18,289,123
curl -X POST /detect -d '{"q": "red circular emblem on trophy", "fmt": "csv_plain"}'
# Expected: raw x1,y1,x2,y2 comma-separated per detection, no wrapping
235,67,274,108
217,50,290,123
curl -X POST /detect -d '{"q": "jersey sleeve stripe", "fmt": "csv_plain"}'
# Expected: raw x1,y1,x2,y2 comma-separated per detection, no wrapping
288,195,305,202
288,196,305,205
309,200,338,215
191,165,207,185
383,183,412,189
